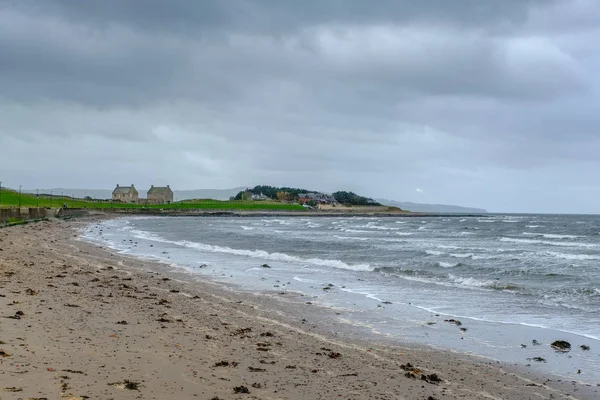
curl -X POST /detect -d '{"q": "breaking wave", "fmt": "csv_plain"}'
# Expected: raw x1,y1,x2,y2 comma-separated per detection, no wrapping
500,237,597,248
522,232,581,239
539,251,600,261
426,250,445,256
448,274,522,291
88,214,600,346
333,235,370,241
438,261,461,268
341,228,372,233
130,229,373,271
426,249,497,260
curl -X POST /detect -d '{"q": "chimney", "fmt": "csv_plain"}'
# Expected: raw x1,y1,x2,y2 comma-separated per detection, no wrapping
116,184,119,187
131,184,135,187
151,185,154,188
167,185,170,188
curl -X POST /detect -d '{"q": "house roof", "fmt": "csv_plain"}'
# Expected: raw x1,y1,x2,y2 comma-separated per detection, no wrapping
113,185,136,194
148,186,172,195
299,192,330,197
298,192,335,201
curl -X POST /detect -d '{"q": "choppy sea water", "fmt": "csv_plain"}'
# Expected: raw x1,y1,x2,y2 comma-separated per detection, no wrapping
82,215,600,382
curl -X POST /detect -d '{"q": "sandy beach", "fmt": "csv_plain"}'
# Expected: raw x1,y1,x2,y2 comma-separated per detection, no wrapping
0,217,597,399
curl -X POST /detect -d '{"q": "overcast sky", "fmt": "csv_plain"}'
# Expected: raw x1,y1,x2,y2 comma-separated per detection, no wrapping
1,0,600,213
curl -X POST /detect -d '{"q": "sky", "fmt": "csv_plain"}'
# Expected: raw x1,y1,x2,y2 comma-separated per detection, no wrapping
1,0,600,213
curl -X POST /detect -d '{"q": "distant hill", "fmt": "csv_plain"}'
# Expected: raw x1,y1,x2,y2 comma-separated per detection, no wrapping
375,199,487,214
24,187,246,201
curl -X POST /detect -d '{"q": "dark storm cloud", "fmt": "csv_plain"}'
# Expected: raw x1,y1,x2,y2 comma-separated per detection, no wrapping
1,0,578,107
1,0,600,213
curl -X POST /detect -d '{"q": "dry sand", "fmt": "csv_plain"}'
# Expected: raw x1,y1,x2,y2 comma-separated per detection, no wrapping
0,218,597,399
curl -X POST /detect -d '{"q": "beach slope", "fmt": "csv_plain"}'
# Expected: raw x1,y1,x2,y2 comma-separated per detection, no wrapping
0,219,595,399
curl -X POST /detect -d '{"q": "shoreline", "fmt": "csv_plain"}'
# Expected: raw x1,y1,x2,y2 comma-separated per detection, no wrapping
85,216,600,384
58,207,486,219
0,217,597,399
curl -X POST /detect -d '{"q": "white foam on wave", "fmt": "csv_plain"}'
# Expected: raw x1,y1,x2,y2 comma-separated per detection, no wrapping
395,232,414,236
500,237,597,248
410,305,600,341
351,223,399,231
341,228,372,234
427,249,496,260
240,226,254,230
471,254,499,260
522,232,581,239
438,262,460,268
333,235,369,241
262,219,291,225
366,293,384,302
130,229,164,241
437,245,462,250
426,250,445,256
370,226,400,230
394,273,499,293
448,274,493,287
540,251,600,261
449,253,476,259
292,276,317,283
526,225,543,228
129,229,373,272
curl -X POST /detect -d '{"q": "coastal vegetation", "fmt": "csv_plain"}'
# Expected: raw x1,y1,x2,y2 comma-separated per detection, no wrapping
0,185,385,212
233,185,311,200
0,188,304,211
233,185,380,206
331,191,380,206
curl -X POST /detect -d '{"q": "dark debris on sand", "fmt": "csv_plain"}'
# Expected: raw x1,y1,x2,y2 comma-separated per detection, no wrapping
233,385,250,394
551,340,571,351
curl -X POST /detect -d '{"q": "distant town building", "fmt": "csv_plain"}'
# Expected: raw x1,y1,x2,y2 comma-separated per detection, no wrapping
112,184,139,203
251,192,270,201
147,185,174,204
298,192,336,204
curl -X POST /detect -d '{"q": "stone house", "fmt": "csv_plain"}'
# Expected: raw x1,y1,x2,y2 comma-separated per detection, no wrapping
112,184,139,203
298,192,336,204
251,192,270,201
147,185,174,204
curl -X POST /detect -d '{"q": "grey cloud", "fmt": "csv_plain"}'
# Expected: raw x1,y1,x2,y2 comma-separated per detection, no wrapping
1,1,600,213
26,0,542,34
1,9,584,107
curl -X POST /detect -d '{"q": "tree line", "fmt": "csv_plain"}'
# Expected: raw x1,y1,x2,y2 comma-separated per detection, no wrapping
232,186,380,206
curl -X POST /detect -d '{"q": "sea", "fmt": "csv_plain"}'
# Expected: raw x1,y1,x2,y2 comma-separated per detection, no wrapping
82,214,600,382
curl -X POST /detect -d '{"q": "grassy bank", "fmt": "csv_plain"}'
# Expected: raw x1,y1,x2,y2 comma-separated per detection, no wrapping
0,189,305,211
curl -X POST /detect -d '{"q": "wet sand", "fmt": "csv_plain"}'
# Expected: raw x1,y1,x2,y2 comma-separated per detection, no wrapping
0,218,597,399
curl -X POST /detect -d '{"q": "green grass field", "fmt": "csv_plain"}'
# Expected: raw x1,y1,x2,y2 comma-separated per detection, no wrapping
0,188,305,211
